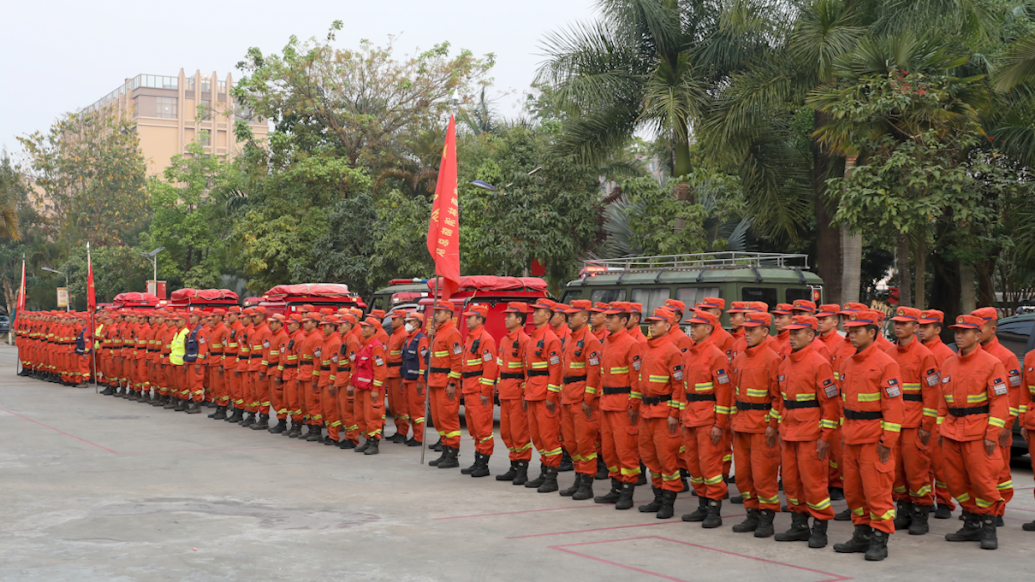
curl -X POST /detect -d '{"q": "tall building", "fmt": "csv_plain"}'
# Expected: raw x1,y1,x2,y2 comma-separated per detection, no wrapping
82,69,269,176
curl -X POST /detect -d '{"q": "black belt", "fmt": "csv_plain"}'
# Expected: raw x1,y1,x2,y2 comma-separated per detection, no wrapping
527,370,548,377
783,399,820,409
146,349,158,353
844,408,882,420
686,393,716,402
462,370,483,379
320,365,331,371
903,394,922,402
210,352,223,357
736,400,772,411
387,362,402,368
564,375,587,384
429,367,452,374
642,394,672,406
282,364,298,369
500,372,524,380
948,405,990,417
602,386,632,395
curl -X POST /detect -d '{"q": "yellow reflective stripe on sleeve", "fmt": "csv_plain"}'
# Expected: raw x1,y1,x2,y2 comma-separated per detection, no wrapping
610,366,629,374
922,408,938,417
569,362,586,369
967,394,988,403
819,419,838,429
479,377,495,386
795,393,816,402
648,375,670,383
881,421,901,432
531,362,548,369
434,351,449,357
857,392,880,402
466,359,482,366
508,362,523,369
988,417,1006,428
548,384,561,392
448,371,462,379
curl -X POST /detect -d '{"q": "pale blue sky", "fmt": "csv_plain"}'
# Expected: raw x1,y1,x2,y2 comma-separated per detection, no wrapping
0,0,598,154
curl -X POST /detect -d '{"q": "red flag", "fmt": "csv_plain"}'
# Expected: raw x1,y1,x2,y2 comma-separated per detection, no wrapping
87,243,96,314
14,257,25,323
426,115,460,300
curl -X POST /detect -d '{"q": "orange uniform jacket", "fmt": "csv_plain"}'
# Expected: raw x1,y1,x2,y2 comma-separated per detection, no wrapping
319,332,342,387
236,324,253,373
1020,351,1035,430
299,329,323,383
560,326,602,406
677,341,732,429
730,342,782,433
838,342,904,447
386,327,407,379
590,327,643,411
335,333,361,389
427,320,463,388
774,342,839,442
709,326,735,360
224,321,241,370
923,337,956,367
250,323,271,373
553,323,572,350
497,329,529,400
631,332,683,419
819,331,842,362
524,324,562,402
355,336,388,391
885,339,939,432
267,327,289,379
208,323,229,367
937,346,1009,443
461,325,498,397
983,336,1023,422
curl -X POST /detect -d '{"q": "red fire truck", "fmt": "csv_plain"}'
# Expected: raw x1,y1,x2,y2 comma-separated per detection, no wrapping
167,288,241,313
111,292,161,310
257,283,365,317
415,276,550,345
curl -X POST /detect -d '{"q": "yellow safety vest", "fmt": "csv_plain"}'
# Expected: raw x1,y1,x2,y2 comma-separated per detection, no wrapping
94,324,104,350
170,328,189,365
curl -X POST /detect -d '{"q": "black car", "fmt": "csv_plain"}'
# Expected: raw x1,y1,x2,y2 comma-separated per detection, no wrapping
0,316,9,333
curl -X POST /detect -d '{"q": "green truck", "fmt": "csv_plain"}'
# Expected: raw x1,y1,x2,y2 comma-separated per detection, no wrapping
561,252,824,326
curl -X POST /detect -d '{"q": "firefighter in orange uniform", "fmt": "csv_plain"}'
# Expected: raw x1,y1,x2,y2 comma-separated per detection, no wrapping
265,313,290,433
352,317,388,455
770,303,794,358
298,312,325,441
183,310,208,414
622,302,648,346
1020,346,1035,532
590,302,609,340
281,314,304,437
832,310,904,562
634,307,685,519
547,299,572,348
771,314,839,548
558,299,603,500
522,299,564,492
399,312,428,447
427,302,464,469
729,311,782,537
662,299,693,353
830,302,871,519
317,315,343,444
677,310,733,528
698,297,734,357
917,309,957,518
222,307,243,422
459,305,499,477
384,311,410,442
496,303,533,484
235,308,255,425
249,308,272,429
332,314,361,447
885,306,940,535
592,303,644,508
940,314,1009,550
972,306,1021,526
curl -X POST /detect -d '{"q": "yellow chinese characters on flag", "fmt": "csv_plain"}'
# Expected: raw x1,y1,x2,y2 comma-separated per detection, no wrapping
426,115,460,300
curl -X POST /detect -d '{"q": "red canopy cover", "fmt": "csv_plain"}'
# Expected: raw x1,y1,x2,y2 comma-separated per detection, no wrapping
426,276,548,292
263,283,352,299
112,292,160,305
169,288,240,301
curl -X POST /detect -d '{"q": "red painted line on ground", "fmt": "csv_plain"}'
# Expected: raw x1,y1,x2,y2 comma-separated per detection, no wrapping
0,406,118,454
117,445,309,454
507,512,748,539
435,495,698,521
550,535,852,582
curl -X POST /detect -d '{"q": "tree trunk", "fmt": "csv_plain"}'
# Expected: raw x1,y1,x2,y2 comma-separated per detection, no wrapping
913,235,926,310
813,111,842,304
959,262,976,313
896,233,911,307
930,253,960,344
840,155,863,304
672,121,693,233
975,258,996,308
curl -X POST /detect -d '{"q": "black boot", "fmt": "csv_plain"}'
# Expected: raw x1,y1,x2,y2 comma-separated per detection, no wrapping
389,432,407,444
893,500,913,531
173,399,187,412
149,394,165,406
980,514,998,550
615,482,636,510
639,487,663,513
207,405,220,419
286,421,303,438
934,503,953,519
428,445,449,467
595,458,608,480
865,530,889,561
680,470,690,493
909,504,931,535
405,438,422,447
834,524,873,553
186,401,202,414
808,518,829,548
682,497,708,522
834,507,853,521
946,512,982,542
305,425,322,442
559,450,574,472
732,508,759,533
656,490,677,519
702,499,722,528
996,515,1004,527
636,464,647,486
213,406,228,420
537,467,559,493
340,439,357,450
1023,520,1035,532
512,461,529,485
429,438,443,452
461,452,481,475
829,487,845,501
497,461,518,482
364,438,380,456
163,397,178,410
525,463,547,489
471,453,491,478
730,494,744,504
437,446,460,469
242,412,257,427
594,478,622,504
268,418,287,434
572,473,595,501
775,512,812,542
755,509,776,538
249,413,269,429
560,474,583,497
355,438,371,453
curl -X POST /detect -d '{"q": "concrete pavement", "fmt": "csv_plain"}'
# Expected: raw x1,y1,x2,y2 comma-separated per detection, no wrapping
2,344,1034,581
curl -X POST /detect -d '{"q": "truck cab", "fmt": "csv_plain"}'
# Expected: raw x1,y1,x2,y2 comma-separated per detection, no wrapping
367,278,431,315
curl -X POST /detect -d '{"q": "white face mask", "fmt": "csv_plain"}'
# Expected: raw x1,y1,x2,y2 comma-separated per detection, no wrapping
404,323,416,333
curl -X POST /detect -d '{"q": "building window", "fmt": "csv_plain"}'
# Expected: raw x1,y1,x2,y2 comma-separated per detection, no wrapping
156,97,177,119
200,129,211,146
202,79,211,93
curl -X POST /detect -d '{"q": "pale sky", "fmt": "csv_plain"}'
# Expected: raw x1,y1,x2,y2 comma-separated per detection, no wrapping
0,0,599,155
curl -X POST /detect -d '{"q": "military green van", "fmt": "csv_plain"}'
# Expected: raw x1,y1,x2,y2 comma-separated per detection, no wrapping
561,252,824,326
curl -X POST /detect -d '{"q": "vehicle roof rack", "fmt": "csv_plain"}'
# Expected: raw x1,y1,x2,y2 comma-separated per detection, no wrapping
582,252,810,275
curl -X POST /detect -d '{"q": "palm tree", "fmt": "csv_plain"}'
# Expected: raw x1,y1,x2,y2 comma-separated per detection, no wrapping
0,152,22,241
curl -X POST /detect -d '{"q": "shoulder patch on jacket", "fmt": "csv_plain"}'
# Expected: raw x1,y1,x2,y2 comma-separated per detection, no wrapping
374,355,384,367
716,369,729,384
452,342,463,355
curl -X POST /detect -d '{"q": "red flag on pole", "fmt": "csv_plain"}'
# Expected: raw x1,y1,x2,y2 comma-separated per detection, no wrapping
15,255,25,322
87,242,96,314
426,115,461,301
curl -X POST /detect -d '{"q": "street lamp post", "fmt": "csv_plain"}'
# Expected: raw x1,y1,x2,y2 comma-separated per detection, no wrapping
140,247,165,293
42,267,69,312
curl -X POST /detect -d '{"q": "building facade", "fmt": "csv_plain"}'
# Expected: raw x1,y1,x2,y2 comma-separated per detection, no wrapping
82,69,269,176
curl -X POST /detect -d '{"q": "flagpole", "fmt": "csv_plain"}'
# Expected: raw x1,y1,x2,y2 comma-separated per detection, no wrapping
88,242,98,394
420,276,439,465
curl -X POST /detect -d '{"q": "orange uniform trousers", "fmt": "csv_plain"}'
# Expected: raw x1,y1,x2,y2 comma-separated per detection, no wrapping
527,400,562,468
723,426,734,478
188,363,205,402
683,424,727,500
429,386,461,448
782,440,834,519
995,439,1014,517
639,417,683,492
844,443,897,534
255,371,271,414
321,382,340,436
230,370,245,408
499,398,532,461
282,374,300,419
733,432,781,511
464,394,495,455
601,410,640,483
560,402,600,475
357,388,384,440
828,427,845,490
930,442,955,510
386,377,409,436
941,437,1004,516
211,367,226,405
893,428,934,506
304,379,323,426
337,391,359,443
270,376,288,419
404,381,425,443
137,359,148,392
